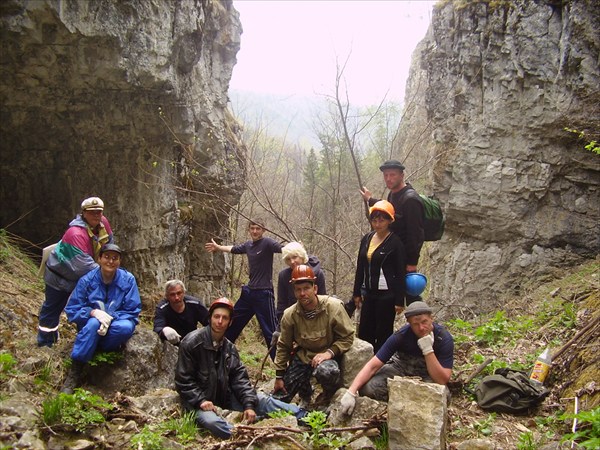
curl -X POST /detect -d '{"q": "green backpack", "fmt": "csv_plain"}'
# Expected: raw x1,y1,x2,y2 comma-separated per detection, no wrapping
419,194,445,241
474,368,550,414
399,189,445,241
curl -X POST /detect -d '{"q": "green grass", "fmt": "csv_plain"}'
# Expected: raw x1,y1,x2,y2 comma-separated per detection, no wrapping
157,411,197,445
42,388,113,432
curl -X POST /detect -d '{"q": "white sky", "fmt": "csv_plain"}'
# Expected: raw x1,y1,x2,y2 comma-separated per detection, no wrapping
230,0,436,105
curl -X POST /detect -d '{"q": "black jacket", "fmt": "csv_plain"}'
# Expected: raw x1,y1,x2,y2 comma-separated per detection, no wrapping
353,231,406,306
175,326,257,411
369,184,424,266
153,295,209,339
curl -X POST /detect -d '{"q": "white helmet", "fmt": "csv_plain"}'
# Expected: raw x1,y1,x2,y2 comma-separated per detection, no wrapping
81,197,104,211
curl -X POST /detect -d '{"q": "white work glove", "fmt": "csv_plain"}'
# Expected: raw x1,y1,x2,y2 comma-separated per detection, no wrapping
340,390,357,415
418,332,435,356
270,331,281,347
93,309,113,328
162,326,182,344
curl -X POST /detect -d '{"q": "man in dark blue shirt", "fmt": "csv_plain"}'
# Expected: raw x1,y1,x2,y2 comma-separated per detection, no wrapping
205,218,282,359
340,301,454,415
153,279,209,345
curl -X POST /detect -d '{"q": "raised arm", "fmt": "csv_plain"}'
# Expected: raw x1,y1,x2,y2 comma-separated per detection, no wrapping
204,239,233,253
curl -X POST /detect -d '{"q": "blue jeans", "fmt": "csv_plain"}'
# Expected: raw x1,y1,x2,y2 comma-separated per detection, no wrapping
71,317,136,363
225,286,278,360
37,284,71,347
195,392,306,439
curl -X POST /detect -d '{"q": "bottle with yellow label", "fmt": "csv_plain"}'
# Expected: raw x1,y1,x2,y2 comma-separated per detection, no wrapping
530,347,552,383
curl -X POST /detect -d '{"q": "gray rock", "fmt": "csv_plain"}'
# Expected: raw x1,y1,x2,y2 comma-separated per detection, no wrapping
0,0,245,295
85,327,179,396
348,436,377,449
456,438,498,450
396,0,599,317
66,439,95,450
387,377,448,450
341,338,374,388
127,388,180,419
328,388,386,428
16,430,45,449
0,393,40,431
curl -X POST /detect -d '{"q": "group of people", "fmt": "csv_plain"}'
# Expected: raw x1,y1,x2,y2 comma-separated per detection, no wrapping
37,197,142,393
37,160,454,439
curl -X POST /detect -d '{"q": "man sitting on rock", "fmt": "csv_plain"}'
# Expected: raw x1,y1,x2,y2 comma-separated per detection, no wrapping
340,300,454,415
62,244,142,394
153,279,209,345
175,297,307,439
273,265,355,408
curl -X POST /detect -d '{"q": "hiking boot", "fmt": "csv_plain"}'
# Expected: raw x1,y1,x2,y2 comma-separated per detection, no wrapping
61,360,85,394
299,396,311,410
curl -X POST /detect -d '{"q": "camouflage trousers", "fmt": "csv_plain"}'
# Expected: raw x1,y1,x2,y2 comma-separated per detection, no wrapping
360,352,432,402
277,354,341,404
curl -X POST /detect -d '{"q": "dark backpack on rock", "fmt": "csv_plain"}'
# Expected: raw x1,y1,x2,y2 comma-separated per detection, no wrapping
475,368,550,414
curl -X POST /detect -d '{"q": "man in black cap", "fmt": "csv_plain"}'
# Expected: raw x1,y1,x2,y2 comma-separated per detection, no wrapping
340,301,454,415
360,160,425,308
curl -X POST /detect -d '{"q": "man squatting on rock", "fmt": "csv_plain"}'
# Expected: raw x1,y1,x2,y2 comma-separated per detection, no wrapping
340,301,454,415
62,244,141,394
273,264,355,407
175,297,307,439
153,279,209,345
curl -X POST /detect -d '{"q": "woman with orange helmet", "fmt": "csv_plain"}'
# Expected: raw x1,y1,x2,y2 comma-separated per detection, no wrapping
352,200,407,352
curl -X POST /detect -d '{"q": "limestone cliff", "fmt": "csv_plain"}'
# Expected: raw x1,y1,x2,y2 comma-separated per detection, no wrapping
398,0,599,315
0,0,244,297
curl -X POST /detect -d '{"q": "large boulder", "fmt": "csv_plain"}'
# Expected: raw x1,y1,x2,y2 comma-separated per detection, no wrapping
341,337,374,387
387,377,449,450
85,327,179,396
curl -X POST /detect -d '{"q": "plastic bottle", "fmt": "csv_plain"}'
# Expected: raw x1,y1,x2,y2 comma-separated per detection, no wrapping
530,347,552,383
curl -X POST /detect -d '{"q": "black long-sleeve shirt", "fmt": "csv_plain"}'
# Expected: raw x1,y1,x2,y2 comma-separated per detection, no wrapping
369,184,424,266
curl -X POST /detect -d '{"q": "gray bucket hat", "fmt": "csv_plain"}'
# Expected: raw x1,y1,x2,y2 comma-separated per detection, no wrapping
379,160,405,171
404,301,433,319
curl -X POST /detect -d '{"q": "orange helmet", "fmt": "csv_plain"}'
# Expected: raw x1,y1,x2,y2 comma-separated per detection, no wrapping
209,297,234,316
290,264,316,283
369,200,395,222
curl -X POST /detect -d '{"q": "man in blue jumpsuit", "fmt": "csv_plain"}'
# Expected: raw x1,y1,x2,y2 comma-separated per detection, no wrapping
61,244,141,393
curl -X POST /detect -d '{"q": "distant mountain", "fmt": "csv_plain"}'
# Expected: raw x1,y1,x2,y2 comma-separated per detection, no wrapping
228,89,322,148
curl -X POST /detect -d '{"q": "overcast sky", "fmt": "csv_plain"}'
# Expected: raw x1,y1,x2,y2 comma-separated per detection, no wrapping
230,0,436,106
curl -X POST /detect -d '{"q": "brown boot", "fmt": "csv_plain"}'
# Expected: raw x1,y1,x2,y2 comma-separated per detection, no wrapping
61,360,85,394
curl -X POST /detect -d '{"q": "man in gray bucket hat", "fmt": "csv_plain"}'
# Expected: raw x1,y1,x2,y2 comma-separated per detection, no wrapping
340,301,454,415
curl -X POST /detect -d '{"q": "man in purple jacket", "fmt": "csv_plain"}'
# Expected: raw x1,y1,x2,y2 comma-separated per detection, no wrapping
38,196,113,347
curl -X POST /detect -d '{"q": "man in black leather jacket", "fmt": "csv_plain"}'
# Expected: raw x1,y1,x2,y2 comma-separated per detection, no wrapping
175,297,306,439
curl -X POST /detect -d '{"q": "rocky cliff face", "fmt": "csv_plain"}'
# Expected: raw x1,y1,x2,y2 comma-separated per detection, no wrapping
399,0,599,315
0,0,244,297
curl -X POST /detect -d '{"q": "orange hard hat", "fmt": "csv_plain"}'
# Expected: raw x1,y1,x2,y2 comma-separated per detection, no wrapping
289,264,316,283
209,297,234,316
369,200,395,222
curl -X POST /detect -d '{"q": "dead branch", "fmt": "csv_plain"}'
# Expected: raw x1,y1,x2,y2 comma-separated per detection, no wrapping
552,314,600,360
